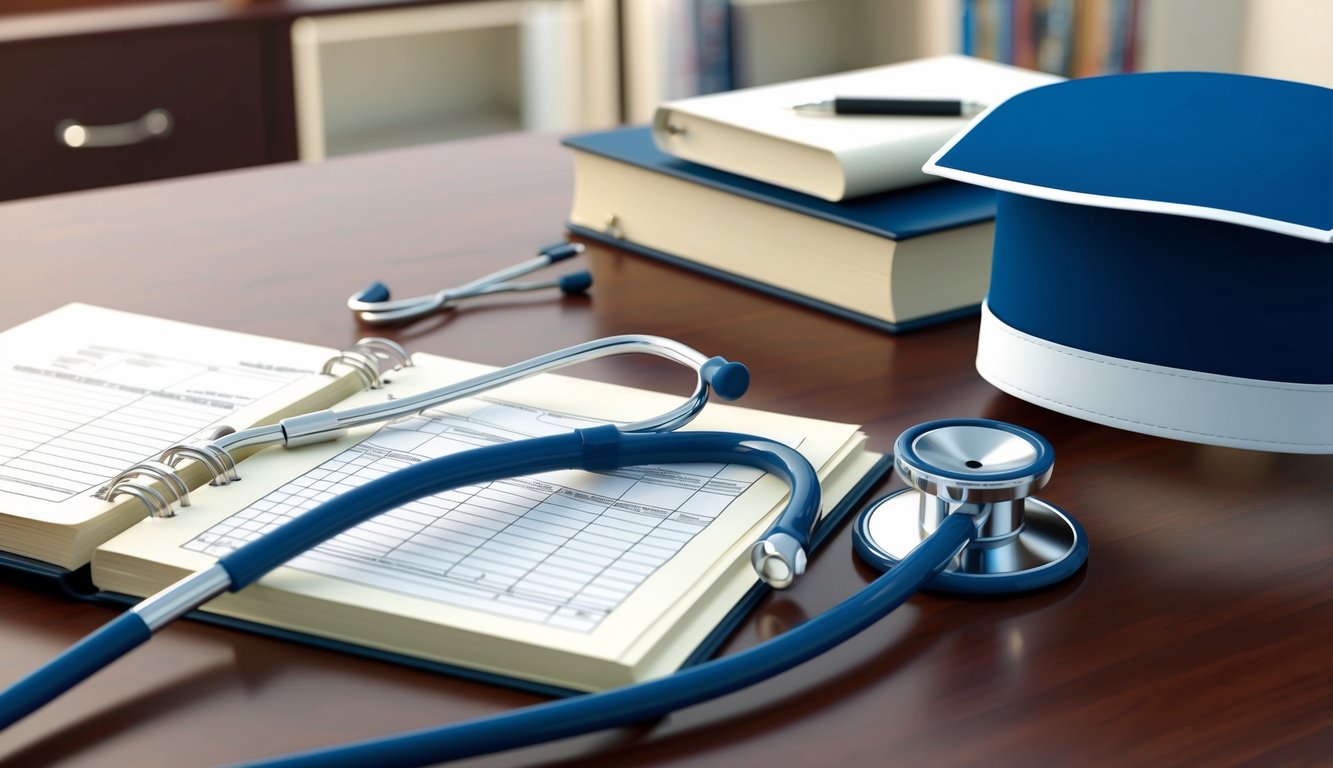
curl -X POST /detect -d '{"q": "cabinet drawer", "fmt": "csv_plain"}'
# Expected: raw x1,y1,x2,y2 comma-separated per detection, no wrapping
0,25,268,201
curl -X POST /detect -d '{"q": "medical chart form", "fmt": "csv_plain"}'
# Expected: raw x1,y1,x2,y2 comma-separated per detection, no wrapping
0,343,309,503
185,402,774,632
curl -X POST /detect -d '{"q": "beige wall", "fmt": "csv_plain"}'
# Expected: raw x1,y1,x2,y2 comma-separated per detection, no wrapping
1242,0,1333,88
1139,0,1333,88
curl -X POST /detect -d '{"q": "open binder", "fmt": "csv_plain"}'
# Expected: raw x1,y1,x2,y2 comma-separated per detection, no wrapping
0,304,890,694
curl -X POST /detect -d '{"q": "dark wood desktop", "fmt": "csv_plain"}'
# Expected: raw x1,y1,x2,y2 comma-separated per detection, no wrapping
0,133,1328,767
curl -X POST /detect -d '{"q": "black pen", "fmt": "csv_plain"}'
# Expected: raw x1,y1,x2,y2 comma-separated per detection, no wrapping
792,97,987,117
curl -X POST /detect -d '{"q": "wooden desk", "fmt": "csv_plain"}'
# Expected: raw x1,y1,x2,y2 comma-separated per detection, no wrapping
0,133,1328,767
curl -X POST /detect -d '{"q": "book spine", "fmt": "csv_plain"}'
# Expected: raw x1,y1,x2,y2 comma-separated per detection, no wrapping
693,0,734,95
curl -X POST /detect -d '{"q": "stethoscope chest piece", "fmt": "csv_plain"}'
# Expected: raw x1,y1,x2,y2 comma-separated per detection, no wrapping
854,418,1088,595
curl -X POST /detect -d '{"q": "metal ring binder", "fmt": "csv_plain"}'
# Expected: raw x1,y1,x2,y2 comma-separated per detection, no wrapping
97,338,411,515
320,352,381,389
104,481,173,519
350,338,412,369
161,444,239,484
102,461,191,517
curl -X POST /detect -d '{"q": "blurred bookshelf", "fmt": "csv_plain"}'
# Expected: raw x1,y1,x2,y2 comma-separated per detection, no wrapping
290,0,1332,160
960,0,1141,77
620,0,1332,122
622,0,958,123
956,0,1332,86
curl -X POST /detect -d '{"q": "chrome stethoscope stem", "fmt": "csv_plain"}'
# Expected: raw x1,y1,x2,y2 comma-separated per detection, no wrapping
265,335,730,448
108,334,750,519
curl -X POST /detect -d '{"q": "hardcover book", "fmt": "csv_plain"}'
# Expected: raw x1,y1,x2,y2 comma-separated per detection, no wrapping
653,55,1062,201
565,125,999,333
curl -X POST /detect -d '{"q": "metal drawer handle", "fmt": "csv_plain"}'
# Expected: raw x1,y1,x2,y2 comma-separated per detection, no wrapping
56,109,173,149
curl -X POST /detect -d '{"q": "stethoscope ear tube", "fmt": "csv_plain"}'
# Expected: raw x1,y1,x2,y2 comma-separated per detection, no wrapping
347,242,591,325
233,514,978,768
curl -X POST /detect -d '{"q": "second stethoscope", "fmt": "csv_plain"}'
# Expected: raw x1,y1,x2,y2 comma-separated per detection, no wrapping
347,242,592,326
0,335,1088,768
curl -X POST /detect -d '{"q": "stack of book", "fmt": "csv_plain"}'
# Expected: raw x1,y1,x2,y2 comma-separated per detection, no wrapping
563,55,1061,332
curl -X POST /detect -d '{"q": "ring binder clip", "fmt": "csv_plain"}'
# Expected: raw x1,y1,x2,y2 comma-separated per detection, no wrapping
99,337,415,516
98,443,241,515
319,337,414,390
161,444,239,485
321,351,381,390
100,462,187,518
104,483,173,518
350,338,413,370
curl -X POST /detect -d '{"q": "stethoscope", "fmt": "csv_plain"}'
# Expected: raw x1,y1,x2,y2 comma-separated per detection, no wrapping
0,336,1088,768
346,242,592,325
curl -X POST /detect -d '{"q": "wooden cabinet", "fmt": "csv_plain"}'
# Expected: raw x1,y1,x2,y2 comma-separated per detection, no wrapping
0,24,271,200
0,0,619,202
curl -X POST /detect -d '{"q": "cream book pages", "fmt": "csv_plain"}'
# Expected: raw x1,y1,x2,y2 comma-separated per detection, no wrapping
0,304,378,569
654,55,1062,201
92,352,879,692
568,147,995,325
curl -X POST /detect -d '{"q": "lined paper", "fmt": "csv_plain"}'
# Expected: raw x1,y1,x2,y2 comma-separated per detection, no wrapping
0,343,309,503
186,401,771,632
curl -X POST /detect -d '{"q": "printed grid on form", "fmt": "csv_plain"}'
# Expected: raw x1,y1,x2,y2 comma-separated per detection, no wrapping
185,402,777,632
0,344,309,502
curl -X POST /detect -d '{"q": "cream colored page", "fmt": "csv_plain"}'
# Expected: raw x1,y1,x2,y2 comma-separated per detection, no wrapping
95,353,860,658
0,304,344,525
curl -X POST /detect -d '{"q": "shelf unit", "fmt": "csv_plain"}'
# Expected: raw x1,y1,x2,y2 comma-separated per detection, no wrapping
291,0,617,161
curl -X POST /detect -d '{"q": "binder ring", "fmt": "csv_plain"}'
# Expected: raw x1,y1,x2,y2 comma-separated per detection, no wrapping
162,444,240,485
349,338,413,370
103,480,175,519
97,461,190,513
321,351,381,390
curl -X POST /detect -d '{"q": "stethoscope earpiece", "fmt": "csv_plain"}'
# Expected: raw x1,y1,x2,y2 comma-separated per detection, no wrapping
352,281,392,304
855,418,1087,595
558,271,593,294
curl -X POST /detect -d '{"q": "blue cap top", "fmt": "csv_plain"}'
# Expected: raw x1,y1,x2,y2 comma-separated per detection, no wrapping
925,71,1333,243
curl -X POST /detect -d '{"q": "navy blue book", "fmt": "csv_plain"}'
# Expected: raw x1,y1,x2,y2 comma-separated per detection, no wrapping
563,126,998,333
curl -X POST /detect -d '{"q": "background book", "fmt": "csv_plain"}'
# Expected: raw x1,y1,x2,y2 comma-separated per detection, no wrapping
564,126,998,333
1,304,889,694
652,55,1062,201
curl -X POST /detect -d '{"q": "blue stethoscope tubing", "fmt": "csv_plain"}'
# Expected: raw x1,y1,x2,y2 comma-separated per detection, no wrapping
244,516,976,768
0,426,821,733
0,421,979,768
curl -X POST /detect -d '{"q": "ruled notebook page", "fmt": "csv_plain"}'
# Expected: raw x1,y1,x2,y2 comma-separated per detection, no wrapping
0,304,363,568
183,399,785,632
1,339,312,505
